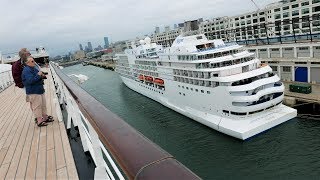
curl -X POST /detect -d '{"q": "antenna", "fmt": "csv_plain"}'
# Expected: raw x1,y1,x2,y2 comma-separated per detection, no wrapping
251,0,260,10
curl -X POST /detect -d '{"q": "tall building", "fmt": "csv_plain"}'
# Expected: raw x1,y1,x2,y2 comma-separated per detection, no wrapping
74,50,86,60
164,26,170,32
104,37,109,48
87,42,93,52
155,27,160,33
84,46,89,53
150,20,200,47
94,45,103,51
79,44,83,51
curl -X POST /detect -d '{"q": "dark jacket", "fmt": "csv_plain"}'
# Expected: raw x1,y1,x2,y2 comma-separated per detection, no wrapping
22,66,45,94
12,59,24,88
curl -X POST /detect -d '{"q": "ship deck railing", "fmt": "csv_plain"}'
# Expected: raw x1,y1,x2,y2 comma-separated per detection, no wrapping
0,70,13,92
50,62,200,179
196,42,238,53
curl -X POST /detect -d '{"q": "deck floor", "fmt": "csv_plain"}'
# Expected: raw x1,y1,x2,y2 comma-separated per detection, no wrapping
0,68,78,179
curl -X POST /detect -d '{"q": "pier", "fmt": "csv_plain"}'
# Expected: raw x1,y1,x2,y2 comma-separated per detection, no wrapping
58,60,82,67
88,61,115,70
283,81,320,106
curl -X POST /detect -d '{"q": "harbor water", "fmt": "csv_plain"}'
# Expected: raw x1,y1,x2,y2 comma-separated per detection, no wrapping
62,64,320,179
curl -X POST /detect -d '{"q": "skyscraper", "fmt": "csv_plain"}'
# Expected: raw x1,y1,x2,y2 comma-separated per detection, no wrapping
87,42,93,52
79,44,83,51
104,37,109,48
155,27,160,33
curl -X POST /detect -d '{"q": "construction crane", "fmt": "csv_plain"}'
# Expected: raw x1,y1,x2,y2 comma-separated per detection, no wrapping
251,0,260,10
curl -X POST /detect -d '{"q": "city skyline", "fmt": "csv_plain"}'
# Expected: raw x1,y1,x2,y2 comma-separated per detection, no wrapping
0,0,279,56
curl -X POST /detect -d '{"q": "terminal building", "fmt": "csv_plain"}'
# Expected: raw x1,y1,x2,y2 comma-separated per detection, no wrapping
199,0,320,43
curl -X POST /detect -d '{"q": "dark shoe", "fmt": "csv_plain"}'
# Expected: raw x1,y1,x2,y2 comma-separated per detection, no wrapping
37,121,48,127
45,115,54,122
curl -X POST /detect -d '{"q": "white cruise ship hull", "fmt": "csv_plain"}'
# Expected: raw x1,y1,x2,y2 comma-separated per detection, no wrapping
120,76,297,140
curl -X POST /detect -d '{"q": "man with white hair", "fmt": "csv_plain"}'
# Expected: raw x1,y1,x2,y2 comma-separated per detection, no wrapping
12,48,30,88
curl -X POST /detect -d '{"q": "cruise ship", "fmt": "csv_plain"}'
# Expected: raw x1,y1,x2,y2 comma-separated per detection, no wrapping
115,32,297,140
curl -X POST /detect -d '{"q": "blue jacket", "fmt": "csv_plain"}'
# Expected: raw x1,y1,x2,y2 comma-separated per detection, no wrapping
22,66,45,94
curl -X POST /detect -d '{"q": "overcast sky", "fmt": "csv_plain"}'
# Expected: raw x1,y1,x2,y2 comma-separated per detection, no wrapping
0,0,279,56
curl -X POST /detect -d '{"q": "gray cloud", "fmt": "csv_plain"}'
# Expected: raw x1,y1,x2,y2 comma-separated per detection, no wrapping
0,0,278,56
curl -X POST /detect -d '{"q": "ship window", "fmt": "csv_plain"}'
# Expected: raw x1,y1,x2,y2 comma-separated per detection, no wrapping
223,110,229,114
182,86,184,88
299,47,309,50
283,66,291,72
186,87,189,90
191,88,193,91
183,93,186,96
249,109,264,115
207,91,210,94
196,36,203,40
179,92,181,95
178,85,180,87
230,112,247,116
201,90,204,93
195,89,199,92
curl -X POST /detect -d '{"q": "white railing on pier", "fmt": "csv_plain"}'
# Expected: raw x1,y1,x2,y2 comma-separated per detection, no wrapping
0,70,13,92
50,64,125,180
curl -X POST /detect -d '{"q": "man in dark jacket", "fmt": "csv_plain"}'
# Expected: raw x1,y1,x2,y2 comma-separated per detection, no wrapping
12,48,31,88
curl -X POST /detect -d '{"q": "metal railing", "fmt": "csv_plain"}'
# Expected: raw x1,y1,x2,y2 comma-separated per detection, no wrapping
49,63,200,180
0,70,13,92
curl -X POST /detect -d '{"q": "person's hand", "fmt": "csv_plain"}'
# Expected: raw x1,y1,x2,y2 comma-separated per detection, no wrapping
38,71,44,76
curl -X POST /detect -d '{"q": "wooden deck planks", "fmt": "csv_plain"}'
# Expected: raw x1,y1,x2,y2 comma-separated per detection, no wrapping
0,68,79,180
4,110,33,179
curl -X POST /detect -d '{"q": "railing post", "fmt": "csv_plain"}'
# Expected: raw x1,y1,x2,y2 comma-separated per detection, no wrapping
87,123,109,179
74,110,89,153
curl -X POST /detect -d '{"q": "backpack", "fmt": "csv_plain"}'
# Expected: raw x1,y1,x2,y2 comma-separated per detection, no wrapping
12,59,25,88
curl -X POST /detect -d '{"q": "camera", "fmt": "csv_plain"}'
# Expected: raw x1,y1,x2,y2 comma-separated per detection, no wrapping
42,71,48,75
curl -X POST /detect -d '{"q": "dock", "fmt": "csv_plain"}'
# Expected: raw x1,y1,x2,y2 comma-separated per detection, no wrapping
0,68,78,179
88,61,115,70
283,81,320,106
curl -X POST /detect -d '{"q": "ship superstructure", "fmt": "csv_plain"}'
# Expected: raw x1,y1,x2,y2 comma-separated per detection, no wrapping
115,33,297,140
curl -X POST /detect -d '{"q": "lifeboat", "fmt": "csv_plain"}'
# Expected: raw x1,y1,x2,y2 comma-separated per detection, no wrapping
154,78,164,85
138,74,144,80
145,76,154,82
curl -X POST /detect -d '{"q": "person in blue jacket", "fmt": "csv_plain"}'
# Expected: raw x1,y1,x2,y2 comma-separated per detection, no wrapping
22,56,53,126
